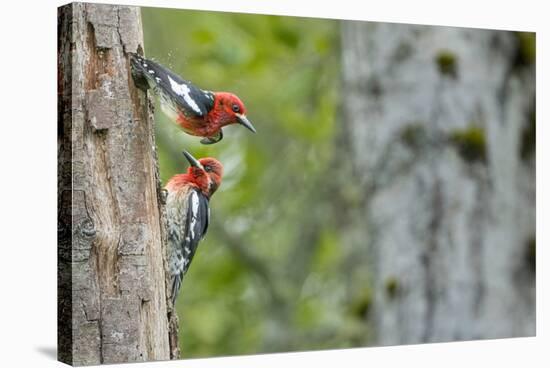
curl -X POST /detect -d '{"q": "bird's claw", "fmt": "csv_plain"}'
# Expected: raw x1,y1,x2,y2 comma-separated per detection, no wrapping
200,130,223,145
160,189,168,205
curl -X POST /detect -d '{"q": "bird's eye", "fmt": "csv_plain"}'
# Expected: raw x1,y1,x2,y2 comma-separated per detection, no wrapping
204,165,212,172
232,104,240,113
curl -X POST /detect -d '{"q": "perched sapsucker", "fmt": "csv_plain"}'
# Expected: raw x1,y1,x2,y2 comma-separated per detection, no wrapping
130,53,256,144
166,150,223,304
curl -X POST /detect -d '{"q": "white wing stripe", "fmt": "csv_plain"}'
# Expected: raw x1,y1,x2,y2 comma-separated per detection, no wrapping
167,75,202,114
189,191,200,239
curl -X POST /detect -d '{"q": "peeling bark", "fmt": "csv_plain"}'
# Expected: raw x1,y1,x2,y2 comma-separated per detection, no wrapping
340,22,535,344
58,3,173,365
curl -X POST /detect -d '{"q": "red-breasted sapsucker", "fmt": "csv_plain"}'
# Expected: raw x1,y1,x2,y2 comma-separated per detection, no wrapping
130,53,256,144
166,150,223,304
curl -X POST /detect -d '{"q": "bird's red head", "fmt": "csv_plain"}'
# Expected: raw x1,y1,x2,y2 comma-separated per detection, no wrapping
211,92,256,134
198,157,223,196
166,151,223,198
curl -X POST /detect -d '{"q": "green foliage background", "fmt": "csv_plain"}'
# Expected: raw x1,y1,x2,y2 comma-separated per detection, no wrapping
142,7,366,358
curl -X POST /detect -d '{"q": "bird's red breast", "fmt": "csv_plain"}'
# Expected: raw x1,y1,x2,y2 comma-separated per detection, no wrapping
175,92,247,138
175,112,221,138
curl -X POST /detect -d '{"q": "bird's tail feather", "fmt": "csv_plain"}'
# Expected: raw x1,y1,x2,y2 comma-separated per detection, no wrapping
171,273,183,306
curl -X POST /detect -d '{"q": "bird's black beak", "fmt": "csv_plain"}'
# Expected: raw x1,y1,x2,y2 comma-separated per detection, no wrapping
235,113,257,133
182,150,203,169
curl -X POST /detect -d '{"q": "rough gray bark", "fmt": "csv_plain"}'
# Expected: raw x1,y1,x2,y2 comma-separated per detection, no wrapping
58,3,174,365
340,22,535,345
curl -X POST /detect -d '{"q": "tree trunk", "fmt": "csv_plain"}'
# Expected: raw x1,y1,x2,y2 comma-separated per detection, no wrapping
340,21,535,345
58,3,174,365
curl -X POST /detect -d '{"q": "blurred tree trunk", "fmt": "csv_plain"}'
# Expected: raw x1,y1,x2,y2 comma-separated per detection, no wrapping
58,3,176,365
340,22,535,344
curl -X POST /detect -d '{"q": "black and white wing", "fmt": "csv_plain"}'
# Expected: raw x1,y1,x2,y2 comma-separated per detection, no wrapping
130,53,215,118
167,188,210,304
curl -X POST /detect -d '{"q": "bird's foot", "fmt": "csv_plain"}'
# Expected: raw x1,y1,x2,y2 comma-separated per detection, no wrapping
200,130,223,145
160,189,168,205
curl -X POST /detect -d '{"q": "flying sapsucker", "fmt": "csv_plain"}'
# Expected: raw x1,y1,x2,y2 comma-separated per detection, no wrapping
130,53,256,144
